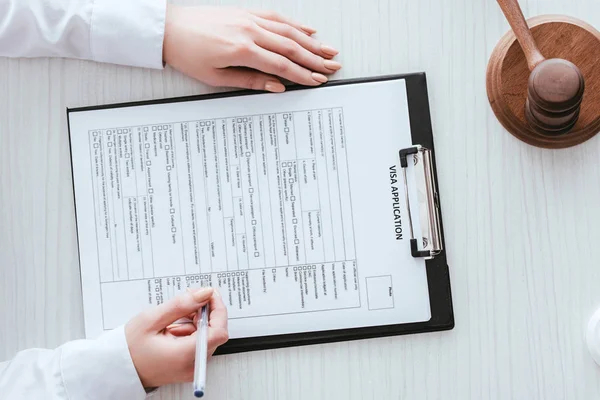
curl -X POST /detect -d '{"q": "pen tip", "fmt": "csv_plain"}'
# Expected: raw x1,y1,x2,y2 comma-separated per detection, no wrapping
194,390,204,398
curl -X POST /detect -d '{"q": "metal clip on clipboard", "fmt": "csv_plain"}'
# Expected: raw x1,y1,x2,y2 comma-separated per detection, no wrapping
399,146,443,260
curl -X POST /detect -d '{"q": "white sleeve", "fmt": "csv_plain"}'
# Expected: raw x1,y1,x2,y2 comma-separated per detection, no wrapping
0,326,151,400
0,0,166,69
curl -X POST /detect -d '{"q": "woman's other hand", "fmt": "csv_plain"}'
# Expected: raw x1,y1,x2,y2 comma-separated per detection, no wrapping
162,5,341,92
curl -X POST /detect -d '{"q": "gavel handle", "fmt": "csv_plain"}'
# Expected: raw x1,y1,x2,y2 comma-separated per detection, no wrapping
497,0,545,71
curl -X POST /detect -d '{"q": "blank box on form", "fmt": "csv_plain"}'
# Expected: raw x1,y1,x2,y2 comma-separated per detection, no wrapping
366,276,394,310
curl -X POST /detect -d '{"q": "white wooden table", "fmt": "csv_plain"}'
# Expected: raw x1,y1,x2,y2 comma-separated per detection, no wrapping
3,0,600,398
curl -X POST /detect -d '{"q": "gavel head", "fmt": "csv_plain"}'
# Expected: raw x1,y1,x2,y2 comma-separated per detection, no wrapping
525,58,585,135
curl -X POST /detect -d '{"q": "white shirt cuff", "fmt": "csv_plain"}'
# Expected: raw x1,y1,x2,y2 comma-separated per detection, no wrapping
90,0,166,69
60,326,149,400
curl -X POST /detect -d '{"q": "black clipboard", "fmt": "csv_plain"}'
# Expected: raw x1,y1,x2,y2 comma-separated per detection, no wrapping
67,73,454,355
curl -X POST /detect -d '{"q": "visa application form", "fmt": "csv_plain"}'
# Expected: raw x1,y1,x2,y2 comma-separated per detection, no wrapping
68,79,432,339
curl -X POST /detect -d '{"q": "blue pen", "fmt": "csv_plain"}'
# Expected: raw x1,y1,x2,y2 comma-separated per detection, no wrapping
193,303,209,398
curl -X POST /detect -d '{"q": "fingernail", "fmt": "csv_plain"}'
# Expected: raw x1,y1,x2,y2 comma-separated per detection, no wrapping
265,81,286,93
321,45,339,56
324,60,342,71
172,317,192,324
312,73,328,84
191,287,213,302
301,25,317,34
214,289,221,298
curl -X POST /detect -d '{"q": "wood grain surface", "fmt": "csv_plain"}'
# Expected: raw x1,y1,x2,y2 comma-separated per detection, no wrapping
487,15,600,148
3,1,600,399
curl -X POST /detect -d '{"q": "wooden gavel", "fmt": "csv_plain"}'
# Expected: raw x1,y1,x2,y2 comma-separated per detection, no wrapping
497,0,585,135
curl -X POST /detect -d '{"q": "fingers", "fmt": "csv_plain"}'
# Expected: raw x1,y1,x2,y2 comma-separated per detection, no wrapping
208,290,228,331
211,68,286,92
254,29,341,76
244,46,327,86
208,290,229,352
172,291,229,358
253,17,338,61
142,287,214,331
189,291,228,330
248,10,315,35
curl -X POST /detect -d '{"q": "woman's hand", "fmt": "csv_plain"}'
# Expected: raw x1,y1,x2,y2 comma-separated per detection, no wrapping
162,5,341,92
125,287,229,388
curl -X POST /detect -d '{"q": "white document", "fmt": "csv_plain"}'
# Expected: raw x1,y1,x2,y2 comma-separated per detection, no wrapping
68,79,432,340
